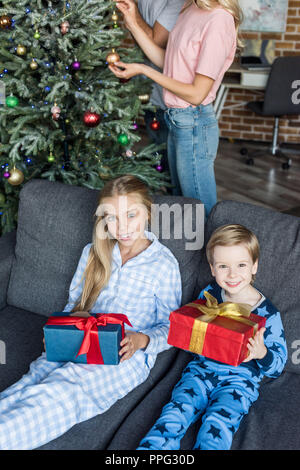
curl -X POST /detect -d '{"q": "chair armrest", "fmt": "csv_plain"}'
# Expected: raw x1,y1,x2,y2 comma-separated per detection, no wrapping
0,230,16,310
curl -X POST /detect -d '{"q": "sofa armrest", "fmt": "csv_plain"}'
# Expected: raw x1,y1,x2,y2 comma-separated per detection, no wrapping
0,230,16,310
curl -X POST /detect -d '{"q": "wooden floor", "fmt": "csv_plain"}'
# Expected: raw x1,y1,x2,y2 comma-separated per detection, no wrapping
215,139,300,216
138,125,300,216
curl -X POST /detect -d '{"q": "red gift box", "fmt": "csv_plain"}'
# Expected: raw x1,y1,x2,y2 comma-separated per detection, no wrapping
167,292,266,366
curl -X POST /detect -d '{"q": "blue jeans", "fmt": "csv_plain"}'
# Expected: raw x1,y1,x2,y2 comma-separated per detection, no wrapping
164,104,219,216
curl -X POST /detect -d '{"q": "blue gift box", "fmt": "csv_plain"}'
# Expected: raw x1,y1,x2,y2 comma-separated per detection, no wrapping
43,312,123,365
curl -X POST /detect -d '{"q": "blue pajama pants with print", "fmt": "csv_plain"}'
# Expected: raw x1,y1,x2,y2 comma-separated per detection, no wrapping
137,358,260,450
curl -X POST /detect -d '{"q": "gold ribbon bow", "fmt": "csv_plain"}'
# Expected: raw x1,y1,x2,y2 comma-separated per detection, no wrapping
186,291,257,354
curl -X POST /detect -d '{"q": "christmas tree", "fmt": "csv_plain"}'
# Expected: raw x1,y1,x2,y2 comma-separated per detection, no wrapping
0,0,167,235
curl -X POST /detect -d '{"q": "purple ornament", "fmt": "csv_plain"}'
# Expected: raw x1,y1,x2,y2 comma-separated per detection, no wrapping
71,60,81,71
3,171,11,178
132,122,138,130
155,165,163,172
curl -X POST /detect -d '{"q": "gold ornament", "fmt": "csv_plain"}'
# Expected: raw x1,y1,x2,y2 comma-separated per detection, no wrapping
111,11,119,22
106,48,120,65
16,44,27,56
0,15,12,29
7,167,24,186
29,58,38,70
138,93,150,104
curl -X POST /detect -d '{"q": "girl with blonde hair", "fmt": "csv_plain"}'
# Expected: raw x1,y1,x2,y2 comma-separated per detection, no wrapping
110,0,243,216
0,175,182,449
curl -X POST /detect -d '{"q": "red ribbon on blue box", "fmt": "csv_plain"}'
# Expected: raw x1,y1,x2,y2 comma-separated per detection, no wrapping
45,313,132,364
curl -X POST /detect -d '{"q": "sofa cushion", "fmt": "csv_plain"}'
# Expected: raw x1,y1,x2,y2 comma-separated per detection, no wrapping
0,230,16,310
231,371,300,450
7,179,204,316
195,200,300,374
0,306,46,391
7,180,99,316
150,195,204,305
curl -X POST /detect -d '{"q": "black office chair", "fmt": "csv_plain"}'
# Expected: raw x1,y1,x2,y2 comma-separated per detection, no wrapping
240,56,300,169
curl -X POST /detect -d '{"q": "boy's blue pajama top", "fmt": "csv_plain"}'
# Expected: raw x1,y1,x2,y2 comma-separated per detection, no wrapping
138,282,287,450
0,231,182,450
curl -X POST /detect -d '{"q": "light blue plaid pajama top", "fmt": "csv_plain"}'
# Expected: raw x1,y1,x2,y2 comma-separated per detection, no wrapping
0,231,182,449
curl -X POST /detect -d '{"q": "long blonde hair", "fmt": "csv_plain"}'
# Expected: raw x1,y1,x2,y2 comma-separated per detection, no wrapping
183,0,244,49
71,175,152,312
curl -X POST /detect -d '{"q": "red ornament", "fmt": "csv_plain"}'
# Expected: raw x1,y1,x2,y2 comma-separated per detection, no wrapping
150,118,160,131
83,110,101,128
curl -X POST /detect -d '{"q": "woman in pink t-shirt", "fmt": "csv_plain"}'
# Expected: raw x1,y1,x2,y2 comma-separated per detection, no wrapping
110,0,243,216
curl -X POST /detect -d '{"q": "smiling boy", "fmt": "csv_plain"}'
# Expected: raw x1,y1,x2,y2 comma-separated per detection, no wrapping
138,224,287,450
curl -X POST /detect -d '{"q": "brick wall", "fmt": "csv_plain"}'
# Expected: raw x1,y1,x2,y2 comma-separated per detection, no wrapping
219,0,300,144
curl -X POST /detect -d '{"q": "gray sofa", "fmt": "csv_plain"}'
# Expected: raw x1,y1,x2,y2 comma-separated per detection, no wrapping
0,179,299,450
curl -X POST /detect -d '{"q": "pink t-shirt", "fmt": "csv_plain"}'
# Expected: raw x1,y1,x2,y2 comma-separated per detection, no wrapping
163,3,237,108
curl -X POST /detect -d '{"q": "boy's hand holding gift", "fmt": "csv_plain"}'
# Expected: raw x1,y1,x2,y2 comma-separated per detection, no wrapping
167,291,266,367
243,326,267,362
